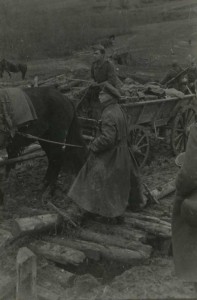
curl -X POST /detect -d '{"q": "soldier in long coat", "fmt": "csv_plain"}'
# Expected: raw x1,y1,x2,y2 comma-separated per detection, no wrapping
172,124,197,290
68,83,144,220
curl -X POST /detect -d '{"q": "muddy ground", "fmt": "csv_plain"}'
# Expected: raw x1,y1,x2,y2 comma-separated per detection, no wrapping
0,139,196,299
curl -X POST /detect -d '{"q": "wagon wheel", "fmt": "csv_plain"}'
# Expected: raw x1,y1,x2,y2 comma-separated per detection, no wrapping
171,106,197,155
128,125,150,168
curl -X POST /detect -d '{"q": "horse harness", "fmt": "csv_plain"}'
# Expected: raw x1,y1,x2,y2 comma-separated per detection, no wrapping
16,132,84,149
0,125,83,149
0,89,84,150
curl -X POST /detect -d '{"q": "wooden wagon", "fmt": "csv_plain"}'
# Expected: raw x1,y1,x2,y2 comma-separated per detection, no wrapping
78,94,197,167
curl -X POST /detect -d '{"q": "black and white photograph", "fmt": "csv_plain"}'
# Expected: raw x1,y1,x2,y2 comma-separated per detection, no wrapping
0,0,197,299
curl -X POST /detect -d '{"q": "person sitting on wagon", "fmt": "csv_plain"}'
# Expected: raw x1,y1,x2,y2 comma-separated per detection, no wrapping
160,60,183,89
91,44,120,88
68,82,145,223
84,44,122,119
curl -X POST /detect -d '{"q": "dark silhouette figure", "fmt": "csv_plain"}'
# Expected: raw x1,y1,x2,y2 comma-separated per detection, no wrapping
0,59,27,79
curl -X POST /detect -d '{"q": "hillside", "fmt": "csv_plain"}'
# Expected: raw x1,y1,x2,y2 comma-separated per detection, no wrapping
0,0,196,60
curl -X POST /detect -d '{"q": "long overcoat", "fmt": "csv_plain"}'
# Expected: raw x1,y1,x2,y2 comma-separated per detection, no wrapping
172,125,197,281
68,99,143,218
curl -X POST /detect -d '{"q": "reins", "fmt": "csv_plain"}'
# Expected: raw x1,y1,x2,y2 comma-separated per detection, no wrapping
0,128,83,149
16,132,84,148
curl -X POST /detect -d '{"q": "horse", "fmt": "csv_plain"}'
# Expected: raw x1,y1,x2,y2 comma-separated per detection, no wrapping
4,87,87,196
0,59,27,80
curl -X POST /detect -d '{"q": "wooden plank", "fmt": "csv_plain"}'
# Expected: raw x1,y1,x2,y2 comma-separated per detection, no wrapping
125,217,171,238
125,212,171,227
29,240,85,267
140,208,171,221
16,247,37,300
12,214,61,237
76,228,152,257
85,220,147,243
151,180,175,201
44,237,150,265
0,151,45,168
12,202,83,237
16,206,49,217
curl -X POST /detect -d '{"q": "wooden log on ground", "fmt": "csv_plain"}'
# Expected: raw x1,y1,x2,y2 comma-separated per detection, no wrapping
76,228,152,257
12,202,84,237
85,220,147,243
125,212,171,227
16,206,49,217
23,144,41,156
138,207,167,217
0,144,41,163
0,144,42,161
44,237,150,265
29,240,85,267
140,207,171,222
150,180,175,201
0,151,45,168
12,214,61,237
16,247,37,300
125,217,171,238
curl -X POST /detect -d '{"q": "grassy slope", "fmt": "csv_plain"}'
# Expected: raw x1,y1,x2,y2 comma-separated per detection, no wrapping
0,0,196,60
0,0,196,83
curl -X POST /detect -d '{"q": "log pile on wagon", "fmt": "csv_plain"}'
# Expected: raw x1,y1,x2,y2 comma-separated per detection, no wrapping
32,71,190,106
